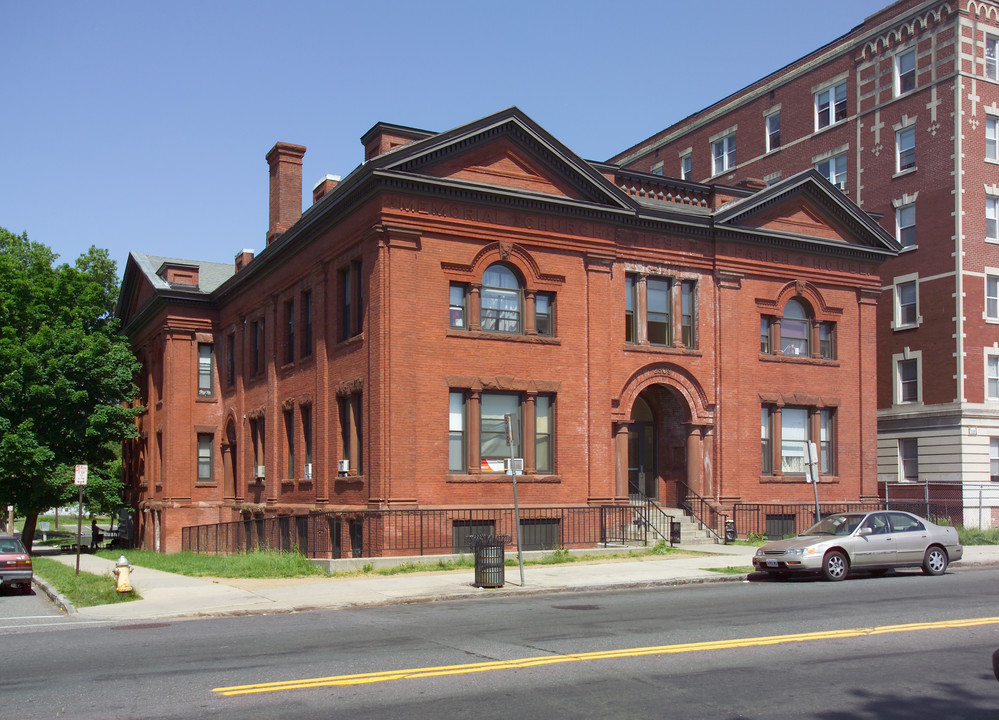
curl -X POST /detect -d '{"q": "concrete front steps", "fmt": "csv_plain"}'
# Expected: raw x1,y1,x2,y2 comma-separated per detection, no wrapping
624,503,721,546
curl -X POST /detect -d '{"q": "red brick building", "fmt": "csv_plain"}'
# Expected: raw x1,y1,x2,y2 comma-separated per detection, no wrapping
611,0,999,526
116,108,897,552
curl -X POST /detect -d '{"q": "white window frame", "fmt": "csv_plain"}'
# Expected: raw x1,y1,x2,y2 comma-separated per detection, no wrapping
987,35,998,81
679,148,692,181
711,133,736,175
986,350,999,401
894,276,919,329
896,203,916,248
895,48,916,96
987,115,999,162
814,80,847,131
991,437,999,482
816,152,847,190
896,126,916,173
898,437,919,482
986,271,999,322
765,110,781,153
893,350,922,405
650,160,664,176
988,195,999,243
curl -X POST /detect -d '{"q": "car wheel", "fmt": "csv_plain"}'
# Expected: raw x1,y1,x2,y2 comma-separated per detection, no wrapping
822,550,849,581
922,546,948,576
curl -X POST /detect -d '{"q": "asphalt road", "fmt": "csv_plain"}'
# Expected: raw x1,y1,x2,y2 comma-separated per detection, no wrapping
3,567,998,719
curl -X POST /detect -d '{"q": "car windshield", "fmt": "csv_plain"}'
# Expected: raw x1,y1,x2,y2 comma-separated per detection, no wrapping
801,514,865,537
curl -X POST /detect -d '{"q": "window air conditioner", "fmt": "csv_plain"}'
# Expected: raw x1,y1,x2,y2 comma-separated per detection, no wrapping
255,466,266,479
337,459,350,473
505,458,524,473
303,463,313,479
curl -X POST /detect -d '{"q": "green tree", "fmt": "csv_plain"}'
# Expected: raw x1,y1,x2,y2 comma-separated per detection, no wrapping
0,227,140,551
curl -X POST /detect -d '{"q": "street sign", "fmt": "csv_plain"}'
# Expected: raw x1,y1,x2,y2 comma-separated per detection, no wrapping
74,464,88,486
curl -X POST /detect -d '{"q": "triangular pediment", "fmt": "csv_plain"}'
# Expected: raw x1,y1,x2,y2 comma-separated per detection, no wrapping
738,196,853,244
373,108,634,210
421,138,590,200
714,170,900,253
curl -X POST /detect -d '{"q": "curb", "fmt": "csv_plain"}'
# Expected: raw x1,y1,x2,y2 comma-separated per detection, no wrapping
32,575,76,615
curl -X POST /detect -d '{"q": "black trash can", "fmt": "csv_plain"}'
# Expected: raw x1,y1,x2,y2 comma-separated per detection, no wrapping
468,534,510,588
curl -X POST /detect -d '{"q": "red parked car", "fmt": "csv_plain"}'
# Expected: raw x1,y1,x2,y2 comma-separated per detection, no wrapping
0,534,33,594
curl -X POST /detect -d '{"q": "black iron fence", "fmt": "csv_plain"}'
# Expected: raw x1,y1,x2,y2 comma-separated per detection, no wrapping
182,505,637,558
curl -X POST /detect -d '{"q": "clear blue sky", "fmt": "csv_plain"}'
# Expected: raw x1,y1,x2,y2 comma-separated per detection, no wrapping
3,0,888,275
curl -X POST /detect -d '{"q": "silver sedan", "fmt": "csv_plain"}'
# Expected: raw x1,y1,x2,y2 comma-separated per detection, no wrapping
751,511,963,581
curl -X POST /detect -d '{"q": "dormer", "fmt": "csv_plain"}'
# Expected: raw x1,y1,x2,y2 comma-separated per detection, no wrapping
157,261,200,288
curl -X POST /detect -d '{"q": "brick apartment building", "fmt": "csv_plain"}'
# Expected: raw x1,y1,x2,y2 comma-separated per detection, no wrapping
116,107,897,553
611,0,999,523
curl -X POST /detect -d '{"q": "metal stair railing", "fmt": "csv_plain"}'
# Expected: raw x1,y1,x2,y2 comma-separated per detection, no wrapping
675,481,725,543
628,490,678,547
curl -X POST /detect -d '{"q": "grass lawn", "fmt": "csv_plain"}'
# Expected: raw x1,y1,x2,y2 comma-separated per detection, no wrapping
32,557,141,608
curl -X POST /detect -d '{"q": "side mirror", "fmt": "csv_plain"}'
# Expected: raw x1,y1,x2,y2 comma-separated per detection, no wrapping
857,527,872,537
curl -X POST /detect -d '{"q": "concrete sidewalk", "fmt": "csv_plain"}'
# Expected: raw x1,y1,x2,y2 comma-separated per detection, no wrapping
32,544,999,623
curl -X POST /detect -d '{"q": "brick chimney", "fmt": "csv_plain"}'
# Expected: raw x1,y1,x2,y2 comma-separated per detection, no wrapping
266,142,306,245
312,174,341,204
235,249,255,273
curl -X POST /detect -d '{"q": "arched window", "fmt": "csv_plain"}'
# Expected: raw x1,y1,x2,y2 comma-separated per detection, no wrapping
480,263,522,333
781,299,810,356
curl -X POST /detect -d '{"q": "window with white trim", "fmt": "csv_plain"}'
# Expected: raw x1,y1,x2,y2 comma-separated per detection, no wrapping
987,117,998,161
712,134,736,175
991,437,999,481
987,354,999,401
680,153,692,181
895,354,921,404
815,81,847,130
896,203,916,247
899,437,918,482
816,153,847,189
989,196,999,242
650,161,664,176
896,127,916,172
895,279,918,328
986,274,999,321
987,35,998,80
895,49,916,95
766,111,781,152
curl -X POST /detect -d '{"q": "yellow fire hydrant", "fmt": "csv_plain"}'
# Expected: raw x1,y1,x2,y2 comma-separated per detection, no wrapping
112,555,133,593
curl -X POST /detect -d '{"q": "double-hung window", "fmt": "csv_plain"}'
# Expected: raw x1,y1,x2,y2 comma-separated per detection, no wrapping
301,290,312,358
815,81,847,130
987,35,998,80
646,277,672,346
766,111,781,152
761,406,836,477
284,299,295,365
197,343,214,397
988,197,999,242
339,260,364,341
780,299,810,356
680,153,692,181
991,437,999,482
988,117,999,161
896,127,916,172
896,280,918,328
898,358,919,403
450,390,555,474
988,355,999,401
535,292,554,336
816,153,847,190
987,274,999,321
197,433,213,482
899,438,918,481
896,204,916,248
896,49,916,95
449,283,467,328
712,134,736,175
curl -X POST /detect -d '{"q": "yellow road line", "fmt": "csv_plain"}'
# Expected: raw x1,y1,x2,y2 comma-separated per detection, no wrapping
213,616,999,696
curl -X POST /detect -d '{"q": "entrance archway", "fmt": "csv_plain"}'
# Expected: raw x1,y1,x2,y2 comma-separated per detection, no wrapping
223,419,237,499
627,386,689,504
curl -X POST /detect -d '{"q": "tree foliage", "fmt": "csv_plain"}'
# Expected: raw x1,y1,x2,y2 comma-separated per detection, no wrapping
0,227,140,550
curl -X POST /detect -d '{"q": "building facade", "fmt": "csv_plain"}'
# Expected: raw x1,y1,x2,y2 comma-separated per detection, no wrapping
117,108,897,552
611,0,999,524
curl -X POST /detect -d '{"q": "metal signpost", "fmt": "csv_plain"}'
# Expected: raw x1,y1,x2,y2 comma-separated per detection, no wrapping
74,464,87,575
504,414,525,586
806,442,821,522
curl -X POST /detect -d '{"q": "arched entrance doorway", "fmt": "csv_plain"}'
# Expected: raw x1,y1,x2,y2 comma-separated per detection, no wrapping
222,419,237,499
627,386,689,504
